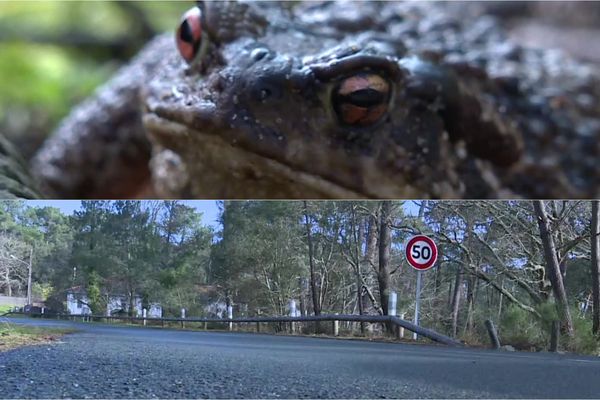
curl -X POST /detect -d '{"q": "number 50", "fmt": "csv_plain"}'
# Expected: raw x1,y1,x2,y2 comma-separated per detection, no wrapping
412,244,431,260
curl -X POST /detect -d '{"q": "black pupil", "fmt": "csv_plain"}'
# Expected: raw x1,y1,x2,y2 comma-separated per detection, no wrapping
340,88,385,107
180,20,194,43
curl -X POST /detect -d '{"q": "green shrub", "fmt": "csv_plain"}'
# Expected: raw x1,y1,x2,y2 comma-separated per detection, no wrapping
87,271,105,314
500,302,599,355
536,301,559,338
564,314,600,355
460,308,496,346
499,303,557,351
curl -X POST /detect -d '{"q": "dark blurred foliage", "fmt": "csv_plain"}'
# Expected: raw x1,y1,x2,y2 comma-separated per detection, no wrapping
0,1,189,158
451,1,600,66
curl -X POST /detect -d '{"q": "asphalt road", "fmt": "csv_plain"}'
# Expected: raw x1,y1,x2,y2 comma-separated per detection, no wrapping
1,317,600,398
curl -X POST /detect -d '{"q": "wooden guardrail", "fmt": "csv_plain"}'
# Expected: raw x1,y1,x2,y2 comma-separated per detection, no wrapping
3,311,464,347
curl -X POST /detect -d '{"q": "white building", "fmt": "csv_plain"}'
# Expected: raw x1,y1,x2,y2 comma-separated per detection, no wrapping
66,287,161,317
105,294,143,317
204,301,228,318
66,288,92,315
148,303,162,318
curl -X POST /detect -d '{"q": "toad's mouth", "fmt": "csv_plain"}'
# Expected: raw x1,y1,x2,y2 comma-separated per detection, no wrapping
143,112,423,199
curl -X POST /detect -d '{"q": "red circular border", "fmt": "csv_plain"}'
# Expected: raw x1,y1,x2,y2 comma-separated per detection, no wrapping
405,235,438,271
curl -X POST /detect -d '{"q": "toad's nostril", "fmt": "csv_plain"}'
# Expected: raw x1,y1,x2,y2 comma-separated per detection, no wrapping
251,78,283,102
251,48,270,62
259,89,271,100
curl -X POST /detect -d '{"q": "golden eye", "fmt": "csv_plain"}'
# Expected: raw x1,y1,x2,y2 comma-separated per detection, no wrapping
332,73,391,126
176,7,203,64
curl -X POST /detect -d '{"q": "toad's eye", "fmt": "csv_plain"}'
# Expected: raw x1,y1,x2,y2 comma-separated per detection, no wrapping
176,7,203,64
332,73,391,126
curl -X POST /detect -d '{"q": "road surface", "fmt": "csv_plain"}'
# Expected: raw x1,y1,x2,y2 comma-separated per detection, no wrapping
1,317,600,398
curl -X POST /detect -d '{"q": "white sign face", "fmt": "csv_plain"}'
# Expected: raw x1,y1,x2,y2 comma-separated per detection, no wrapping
410,240,433,263
405,235,438,271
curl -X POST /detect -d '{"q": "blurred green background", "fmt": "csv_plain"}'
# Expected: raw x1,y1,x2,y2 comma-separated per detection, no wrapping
0,1,190,158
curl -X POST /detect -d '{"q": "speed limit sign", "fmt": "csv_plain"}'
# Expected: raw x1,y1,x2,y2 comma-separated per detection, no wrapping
405,235,438,271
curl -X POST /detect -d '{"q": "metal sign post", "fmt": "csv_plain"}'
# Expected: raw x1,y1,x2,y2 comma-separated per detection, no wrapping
413,271,422,340
405,235,438,341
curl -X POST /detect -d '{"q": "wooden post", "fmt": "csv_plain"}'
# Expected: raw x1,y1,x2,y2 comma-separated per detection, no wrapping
256,309,261,333
333,315,339,336
389,291,397,317
550,320,560,352
289,300,297,334
484,319,501,349
398,313,405,339
389,315,462,346
204,321,207,330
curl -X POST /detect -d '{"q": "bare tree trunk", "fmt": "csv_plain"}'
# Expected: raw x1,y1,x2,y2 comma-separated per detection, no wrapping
129,289,135,317
464,276,476,335
447,276,454,309
4,269,11,297
450,264,462,337
591,200,600,335
452,217,471,338
303,201,320,316
299,292,306,317
365,214,378,271
434,261,442,295
551,201,569,279
378,201,392,332
350,206,365,334
358,217,366,256
359,210,379,317
353,214,367,336
533,201,574,336
463,216,474,335
497,278,504,320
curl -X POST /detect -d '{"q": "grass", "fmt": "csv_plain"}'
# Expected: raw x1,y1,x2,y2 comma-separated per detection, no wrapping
0,321,76,352
0,305,14,314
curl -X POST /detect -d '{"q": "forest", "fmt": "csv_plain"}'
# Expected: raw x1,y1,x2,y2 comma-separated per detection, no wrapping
0,200,599,354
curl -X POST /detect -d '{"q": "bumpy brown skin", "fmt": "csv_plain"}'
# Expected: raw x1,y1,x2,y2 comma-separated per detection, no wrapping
31,1,600,199
29,37,173,199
